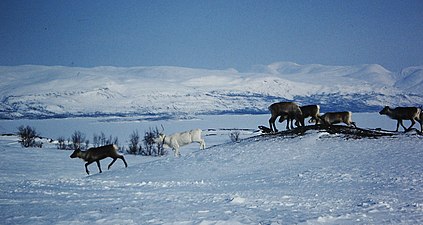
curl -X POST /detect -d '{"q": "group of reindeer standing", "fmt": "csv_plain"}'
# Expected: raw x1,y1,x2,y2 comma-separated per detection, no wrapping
268,101,423,133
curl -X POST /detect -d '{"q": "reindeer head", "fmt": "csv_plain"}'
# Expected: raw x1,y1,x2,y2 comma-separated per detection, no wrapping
70,149,81,158
310,114,325,124
153,133,165,144
379,106,390,115
152,124,166,144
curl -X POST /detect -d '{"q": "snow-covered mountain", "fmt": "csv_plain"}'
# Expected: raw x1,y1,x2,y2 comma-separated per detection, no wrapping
1,62,422,119
395,66,423,94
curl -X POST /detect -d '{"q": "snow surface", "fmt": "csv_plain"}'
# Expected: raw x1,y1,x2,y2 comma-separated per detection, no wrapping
1,62,423,119
1,114,423,224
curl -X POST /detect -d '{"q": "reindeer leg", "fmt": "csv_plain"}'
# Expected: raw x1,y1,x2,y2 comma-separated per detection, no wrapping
108,158,117,170
269,116,278,132
297,117,305,127
85,161,94,175
399,120,408,131
96,160,102,173
314,117,318,125
285,117,290,130
173,147,180,157
268,118,273,132
395,120,401,132
199,140,205,150
295,117,305,127
407,119,416,131
120,156,128,167
290,118,295,129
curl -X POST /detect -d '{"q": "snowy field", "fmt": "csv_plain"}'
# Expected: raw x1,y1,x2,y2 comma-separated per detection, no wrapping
1,113,423,224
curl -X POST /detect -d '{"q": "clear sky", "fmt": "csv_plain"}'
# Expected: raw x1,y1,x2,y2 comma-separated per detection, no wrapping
1,0,422,72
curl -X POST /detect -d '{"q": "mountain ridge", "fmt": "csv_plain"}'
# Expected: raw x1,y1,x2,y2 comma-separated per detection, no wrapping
1,62,422,119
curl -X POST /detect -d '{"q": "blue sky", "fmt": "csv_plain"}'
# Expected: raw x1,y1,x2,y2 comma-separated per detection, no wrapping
1,0,422,71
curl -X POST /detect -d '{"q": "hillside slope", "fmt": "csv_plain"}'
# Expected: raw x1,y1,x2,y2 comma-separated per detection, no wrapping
1,128,422,224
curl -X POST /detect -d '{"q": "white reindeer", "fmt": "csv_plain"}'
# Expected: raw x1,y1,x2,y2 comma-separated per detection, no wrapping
154,128,206,156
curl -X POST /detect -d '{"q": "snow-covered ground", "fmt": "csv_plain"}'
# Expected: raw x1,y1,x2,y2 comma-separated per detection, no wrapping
1,114,422,224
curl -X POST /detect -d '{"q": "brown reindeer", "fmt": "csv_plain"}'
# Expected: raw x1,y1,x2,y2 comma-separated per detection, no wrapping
70,144,128,175
379,106,422,132
268,102,304,132
317,111,357,127
279,104,320,126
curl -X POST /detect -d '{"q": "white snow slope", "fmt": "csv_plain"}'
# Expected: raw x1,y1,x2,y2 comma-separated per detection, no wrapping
1,62,423,119
1,114,423,224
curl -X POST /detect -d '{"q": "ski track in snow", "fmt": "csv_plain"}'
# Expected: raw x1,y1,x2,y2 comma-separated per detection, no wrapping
1,114,423,224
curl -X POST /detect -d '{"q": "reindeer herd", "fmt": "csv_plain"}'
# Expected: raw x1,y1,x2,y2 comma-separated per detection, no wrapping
268,102,422,133
268,102,423,133
70,101,423,174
